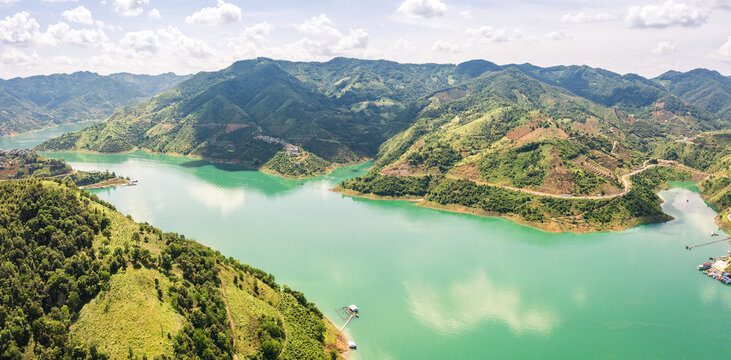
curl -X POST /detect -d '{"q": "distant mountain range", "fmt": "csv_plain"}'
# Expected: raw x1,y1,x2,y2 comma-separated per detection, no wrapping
0,71,190,136
35,58,730,177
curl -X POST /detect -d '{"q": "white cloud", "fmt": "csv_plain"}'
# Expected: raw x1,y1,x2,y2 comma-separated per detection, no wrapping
432,40,460,53
243,22,272,41
390,38,415,52
561,11,617,23
0,12,41,45
715,35,731,62
465,26,515,43
45,22,108,46
338,29,369,51
185,0,242,26
113,0,149,17
41,0,80,2
293,14,369,56
460,10,473,20
148,8,161,20
626,1,708,29
546,30,571,41
652,40,678,54
397,0,447,19
0,0,20,4
62,6,94,26
118,26,214,59
295,13,341,37
1,47,40,65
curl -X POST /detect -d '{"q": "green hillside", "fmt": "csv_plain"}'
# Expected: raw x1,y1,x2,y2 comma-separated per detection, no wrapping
0,72,189,136
654,69,731,121
0,179,346,359
0,149,129,189
337,68,720,232
36,58,728,181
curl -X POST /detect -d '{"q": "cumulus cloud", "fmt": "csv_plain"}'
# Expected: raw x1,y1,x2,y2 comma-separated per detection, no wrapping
546,30,571,41
626,1,708,28
715,35,731,62
62,6,94,26
295,14,341,37
1,47,40,65
465,26,516,43
432,40,460,53
118,26,214,59
148,8,161,20
561,11,617,23
113,0,149,17
244,22,272,39
460,10,473,19
185,0,242,26
390,38,415,52
45,22,108,46
397,0,447,19
293,14,369,56
652,40,678,54
0,11,40,45
0,0,20,4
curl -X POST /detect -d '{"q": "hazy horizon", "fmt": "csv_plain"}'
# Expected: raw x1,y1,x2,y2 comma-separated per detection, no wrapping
1,0,730,78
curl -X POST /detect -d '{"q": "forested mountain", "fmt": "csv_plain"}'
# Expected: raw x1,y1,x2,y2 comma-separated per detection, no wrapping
653,69,731,121
0,179,345,359
36,57,728,179
0,71,189,136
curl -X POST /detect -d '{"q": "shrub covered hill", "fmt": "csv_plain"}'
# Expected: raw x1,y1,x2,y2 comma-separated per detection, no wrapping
37,57,729,178
658,130,731,232
0,149,127,189
0,72,189,136
336,65,730,232
0,179,346,359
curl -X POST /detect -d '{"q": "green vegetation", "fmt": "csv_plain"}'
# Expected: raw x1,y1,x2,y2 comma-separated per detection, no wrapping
0,149,127,189
37,57,727,181
65,171,119,187
0,179,345,359
0,150,70,179
0,72,188,136
342,166,690,231
653,69,731,121
262,151,331,178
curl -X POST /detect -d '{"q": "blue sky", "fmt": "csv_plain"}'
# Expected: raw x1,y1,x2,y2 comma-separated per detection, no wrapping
0,0,729,78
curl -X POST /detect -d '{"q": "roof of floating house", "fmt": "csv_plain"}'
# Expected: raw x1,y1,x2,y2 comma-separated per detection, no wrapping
711,260,729,272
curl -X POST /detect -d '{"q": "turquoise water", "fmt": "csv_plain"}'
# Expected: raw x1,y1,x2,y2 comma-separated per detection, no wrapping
0,122,97,150
4,128,730,359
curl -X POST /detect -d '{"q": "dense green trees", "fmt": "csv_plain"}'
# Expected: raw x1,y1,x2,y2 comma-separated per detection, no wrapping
0,180,112,359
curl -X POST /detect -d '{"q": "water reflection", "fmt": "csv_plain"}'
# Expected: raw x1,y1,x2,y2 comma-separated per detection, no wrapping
187,182,245,216
404,270,558,335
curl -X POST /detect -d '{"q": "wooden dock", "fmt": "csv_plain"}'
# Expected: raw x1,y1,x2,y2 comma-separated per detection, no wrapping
338,307,359,332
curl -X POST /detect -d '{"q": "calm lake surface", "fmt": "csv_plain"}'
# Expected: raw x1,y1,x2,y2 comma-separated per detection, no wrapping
6,128,731,359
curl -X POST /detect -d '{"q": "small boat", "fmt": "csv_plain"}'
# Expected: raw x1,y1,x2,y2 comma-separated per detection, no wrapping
711,232,719,236
348,341,357,349
698,262,712,270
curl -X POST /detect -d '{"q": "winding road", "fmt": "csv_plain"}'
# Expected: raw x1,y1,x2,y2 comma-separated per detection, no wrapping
472,160,708,200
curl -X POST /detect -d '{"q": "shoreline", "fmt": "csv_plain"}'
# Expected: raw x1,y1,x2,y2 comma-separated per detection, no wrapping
331,185,673,234
39,147,370,181
1,120,101,139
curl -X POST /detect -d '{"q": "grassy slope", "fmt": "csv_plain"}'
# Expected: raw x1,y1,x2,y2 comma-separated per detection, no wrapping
70,267,184,358
35,180,345,359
